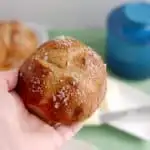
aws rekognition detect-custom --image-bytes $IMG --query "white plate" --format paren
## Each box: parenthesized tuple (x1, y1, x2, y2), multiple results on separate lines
(62, 139, 98, 150)
(107, 77, 150, 140)
(25, 22, 49, 45)
(85, 76, 150, 140)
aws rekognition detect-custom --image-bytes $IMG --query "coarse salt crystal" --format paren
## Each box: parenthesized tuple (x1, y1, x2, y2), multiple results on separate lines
(44, 55, 48, 61)
(20, 72, 23, 77)
(28, 66, 32, 70)
(45, 52, 48, 56)
(54, 102, 60, 109)
(42, 74, 45, 78)
(57, 94, 63, 100)
(59, 90, 65, 98)
(63, 97, 68, 103)
(52, 95, 56, 102)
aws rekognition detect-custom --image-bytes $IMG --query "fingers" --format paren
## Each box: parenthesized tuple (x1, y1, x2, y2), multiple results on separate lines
(55, 123, 83, 141)
(0, 69, 18, 91)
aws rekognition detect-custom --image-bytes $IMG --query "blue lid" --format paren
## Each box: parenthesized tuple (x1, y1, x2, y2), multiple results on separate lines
(122, 2, 150, 43)
(124, 2, 150, 24)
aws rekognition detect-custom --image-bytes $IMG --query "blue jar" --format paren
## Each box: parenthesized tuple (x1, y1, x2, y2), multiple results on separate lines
(106, 2, 150, 80)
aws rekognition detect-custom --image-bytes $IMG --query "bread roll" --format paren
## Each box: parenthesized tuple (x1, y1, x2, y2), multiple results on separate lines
(16, 37, 107, 125)
(0, 20, 38, 70)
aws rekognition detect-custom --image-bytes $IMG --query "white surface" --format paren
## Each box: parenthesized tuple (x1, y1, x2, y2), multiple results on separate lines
(26, 22, 49, 45)
(107, 77, 150, 111)
(0, 0, 132, 28)
(86, 76, 150, 140)
(62, 139, 98, 150)
(108, 77, 150, 140)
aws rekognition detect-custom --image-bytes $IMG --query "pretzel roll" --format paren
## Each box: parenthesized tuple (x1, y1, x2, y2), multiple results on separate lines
(0, 20, 38, 70)
(16, 37, 107, 125)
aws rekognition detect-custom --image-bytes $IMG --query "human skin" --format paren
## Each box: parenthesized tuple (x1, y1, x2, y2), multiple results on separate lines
(0, 70, 82, 150)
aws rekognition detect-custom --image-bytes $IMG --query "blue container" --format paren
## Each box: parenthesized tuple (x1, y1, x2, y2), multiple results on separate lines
(106, 2, 150, 80)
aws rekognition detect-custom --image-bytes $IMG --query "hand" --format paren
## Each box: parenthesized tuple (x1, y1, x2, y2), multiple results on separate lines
(0, 70, 82, 150)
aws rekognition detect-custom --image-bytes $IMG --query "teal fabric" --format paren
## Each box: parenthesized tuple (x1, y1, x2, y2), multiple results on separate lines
(49, 29, 150, 150)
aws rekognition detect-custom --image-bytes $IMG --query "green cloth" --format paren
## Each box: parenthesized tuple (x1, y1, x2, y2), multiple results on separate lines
(49, 29, 150, 150)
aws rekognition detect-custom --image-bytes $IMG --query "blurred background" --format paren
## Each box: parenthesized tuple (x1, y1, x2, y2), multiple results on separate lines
(0, 0, 130, 28)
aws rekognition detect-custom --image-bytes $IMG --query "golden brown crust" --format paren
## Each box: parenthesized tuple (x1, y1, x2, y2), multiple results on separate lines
(0, 20, 38, 70)
(16, 37, 107, 125)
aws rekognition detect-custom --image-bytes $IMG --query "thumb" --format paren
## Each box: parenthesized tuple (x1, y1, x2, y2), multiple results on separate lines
(0, 69, 18, 91)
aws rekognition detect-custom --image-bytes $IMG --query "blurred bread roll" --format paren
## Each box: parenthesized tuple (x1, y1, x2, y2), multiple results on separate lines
(16, 37, 107, 125)
(0, 20, 38, 70)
